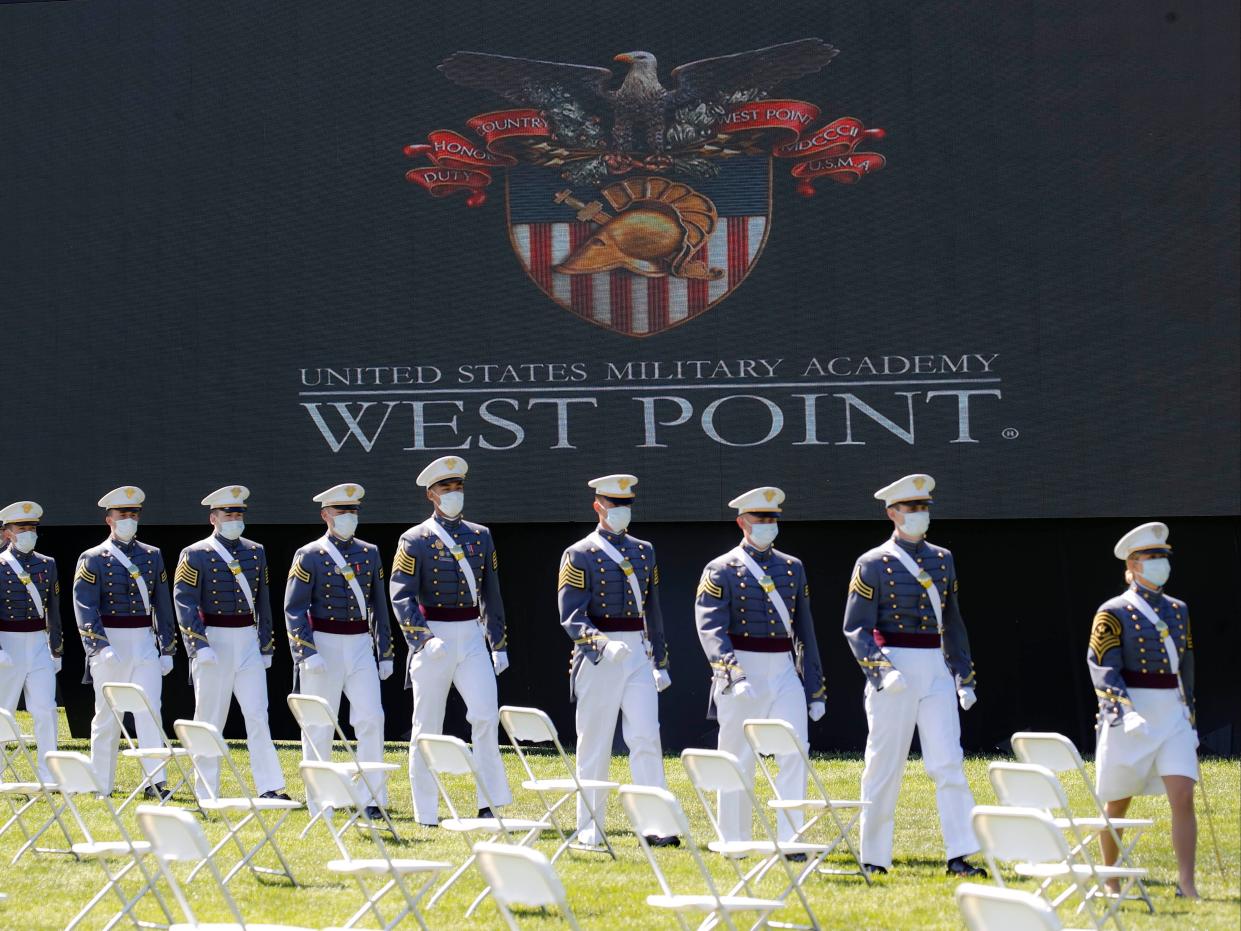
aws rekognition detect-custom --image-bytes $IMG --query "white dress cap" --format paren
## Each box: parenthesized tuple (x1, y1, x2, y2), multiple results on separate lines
(588, 474, 638, 499)
(201, 485, 250, 509)
(1114, 521, 1171, 560)
(312, 483, 365, 507)
(97, 486, 146, 509)
(728, 486, 785, 514)
(873, 473, 935, 507)
(416, 456, 469, 488)
(0, 500, 43, 524)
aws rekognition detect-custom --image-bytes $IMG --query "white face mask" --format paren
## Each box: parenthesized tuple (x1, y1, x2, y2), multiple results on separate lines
(14, 531, 37, 554)
(218, 519, 245, 541)
(113, 518, 139, 542)
(331, 513, 358, 540)
(1138, 557, 1171, 587)
(899, 511, 931, 539)
(437, 491, 464, 519)
(603, 506, 631, 534)
(749, 522, 779, 547)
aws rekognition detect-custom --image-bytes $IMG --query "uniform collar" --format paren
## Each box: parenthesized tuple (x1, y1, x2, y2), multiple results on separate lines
(596, 525, 627, 543)
(327, 532, 354, 548)
(211, 532, 241, 551)
(108, 536, 138, 554)
(434, 513, 464, 530)
(7, 547, 36, 566)
(741, 540, 773, 560)
(891, 532, 926, 554)
(1130, 581, 1164, 600)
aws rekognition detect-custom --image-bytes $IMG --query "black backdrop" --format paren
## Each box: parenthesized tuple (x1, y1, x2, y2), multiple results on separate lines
(36, 514, 1241, 756)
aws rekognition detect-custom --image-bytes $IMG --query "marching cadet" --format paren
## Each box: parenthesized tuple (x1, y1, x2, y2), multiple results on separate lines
(0, 501, 61, 781)
(1091, 522, 1199, 898)
(842, 474, 985, 876)
(284, 483, 393, 818)
(72, 486, 177, 797)
(390, 456, 511, 825)
(694, 486, 826, 844)
(559, 474, 676, 848)
(173, 486, 289, 801)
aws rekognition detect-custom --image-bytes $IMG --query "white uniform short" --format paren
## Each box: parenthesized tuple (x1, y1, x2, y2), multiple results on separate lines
(1096, 687, 1198, 802)
(0, 629, 57, 782)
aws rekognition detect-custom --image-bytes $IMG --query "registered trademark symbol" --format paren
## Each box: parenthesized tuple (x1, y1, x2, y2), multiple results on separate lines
(1001, 427, 1020, 439)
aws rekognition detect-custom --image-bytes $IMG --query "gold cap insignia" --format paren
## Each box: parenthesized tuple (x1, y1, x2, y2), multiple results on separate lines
(913, 477, 926, 490)
(345, 485, 356, 497)
(763, 489, 777, 502)
(445, 458, 458, 470)
(618, 477, 631, 490)
(21, 503, 33, 514)
(231, 486, 241, 497)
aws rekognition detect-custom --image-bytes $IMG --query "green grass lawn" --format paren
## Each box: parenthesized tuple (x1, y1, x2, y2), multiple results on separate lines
(2, 710, 1238, 930)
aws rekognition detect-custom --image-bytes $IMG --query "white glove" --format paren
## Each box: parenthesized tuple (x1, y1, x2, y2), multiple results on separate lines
(0, 650, 12, 669)
(731, 679, 754, 698)
(420, 637, 447, 661)
(195, 646, 219, 666)
(378, 659, 394, 680)
(601, 640, 631, 664)
(653, 667, 672, 692)
(53, 656, 63, 674)
(261, 654, 273, 670)
(491, 650, 509, 675)
(94, 646, 118, 666)
(957, 687, 977, 711)
(808, 700, 826, 722)
(159, 655, 175, 676)
(880, 668, 907, 695)
(1122, 711, 1149, 736)
(301, 653, 328, 675)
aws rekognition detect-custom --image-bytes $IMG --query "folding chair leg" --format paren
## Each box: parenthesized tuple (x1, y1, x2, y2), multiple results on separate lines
(428, 853, 477, 908)
(10, 793, 78, 862)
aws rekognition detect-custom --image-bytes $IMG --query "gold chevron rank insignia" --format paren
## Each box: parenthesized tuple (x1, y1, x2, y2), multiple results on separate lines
(696, 573, 723, 600)
(393, 549, 417, 576)
(74, 563, 97, 585)
(558, 557, 585, 590)
(491, 550, 498, 571)
(849, 568, 874, 600)
(1089, 612, 1122, 662)
(174, 557, 199, 588)
(289, 557, 311, 584)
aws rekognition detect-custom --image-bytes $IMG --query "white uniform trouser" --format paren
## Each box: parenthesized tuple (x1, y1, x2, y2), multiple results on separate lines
(716, 648, 808, 843)
(574, 630, 665, 845)
(88, 627, 164, 793)
(299, 631, 387, 805)
(859, 646, 977, 867)
(191, 626, 282, 798)
(0, 629, 57, 783)
(408, 620, 510, 824)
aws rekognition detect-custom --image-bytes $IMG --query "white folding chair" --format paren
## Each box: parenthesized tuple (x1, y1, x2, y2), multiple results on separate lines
(101, 682, 198, 815)
(416, 733, 551, 915)
(955, 883, 1070, 931)
(0, 707, 77, 862)
(46, 751, 175, 931)
(743, 718, 870, 884)
(499, 704, 618, 861)
(299, 762, 450, 931)
(287, 692, 400, 840)
(135, 804, 313, 931)
(472, 842, 581, 930)
(172, 719, 299, 887)
(972, 805, 1146, 930)
(681, 748, 827, 930)
(618, 784, 783, 931)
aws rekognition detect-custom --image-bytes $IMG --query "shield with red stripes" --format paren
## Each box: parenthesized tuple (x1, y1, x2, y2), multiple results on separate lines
(507, 158, 771, 337)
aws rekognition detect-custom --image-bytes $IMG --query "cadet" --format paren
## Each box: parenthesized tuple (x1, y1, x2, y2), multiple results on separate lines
(842, 473, 985, 876)
(173, 486, 288, 800)
(694, 486, 825, 844)
(390, 456, 511, 825)
(284, 483, 393, 817)
(72, 486, 177, 797)
(1091, 522, 1198, 898)
(0, 501, 61, 781)
(559, 474, 675, 848)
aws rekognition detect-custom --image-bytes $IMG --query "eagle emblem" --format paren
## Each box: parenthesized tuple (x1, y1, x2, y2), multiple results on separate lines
(405, 39, 885, 336)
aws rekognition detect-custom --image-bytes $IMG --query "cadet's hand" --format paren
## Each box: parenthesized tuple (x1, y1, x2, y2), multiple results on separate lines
(653, 667, 672, 692)
(378, 659, 394, 680)
(808, 700, 826, 722)
(301, 653, 328, 675)
(1122, 711, 1149, 736)
(94, 646, 118, 667)
(195, 646, 219, 667)
(491, 650, 509, 675)
(880, 668, 907, 695)
(957, 687, 977, 711)
(0, 649, 12, 668)
(159, 655, 175, 676)
(731, 679, 754, 698)
(602, 640, 631, 664)
(53, 656, 63, 674)
(261, 654, 273, 670)
(420, 637, 447, 661)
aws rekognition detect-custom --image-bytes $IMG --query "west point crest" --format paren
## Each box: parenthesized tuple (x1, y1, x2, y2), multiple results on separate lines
(404, 39, 886, 338)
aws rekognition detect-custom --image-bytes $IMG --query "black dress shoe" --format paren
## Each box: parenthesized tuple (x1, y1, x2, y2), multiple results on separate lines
(477, 807, 494, 819)
(784, 852, 808, 863)
(260, 790, 293, 801)
(364, 805, 384, 821)
(861, 863, 888, 876)
(416, 821, 439, 829)
(946, 856, 987, 877)
(144, 783, 173, 801)
(644, 834, 681, 848)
